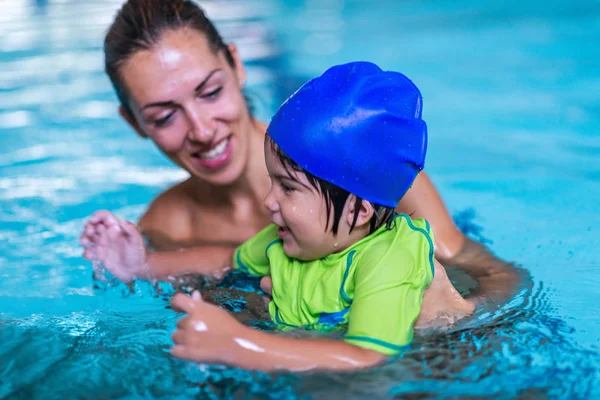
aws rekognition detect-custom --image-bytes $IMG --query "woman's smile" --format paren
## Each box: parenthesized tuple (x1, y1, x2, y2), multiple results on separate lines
(189, 136, 233, 170)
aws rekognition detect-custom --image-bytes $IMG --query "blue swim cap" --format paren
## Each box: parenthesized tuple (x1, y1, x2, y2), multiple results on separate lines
(267, 61, 427, 208)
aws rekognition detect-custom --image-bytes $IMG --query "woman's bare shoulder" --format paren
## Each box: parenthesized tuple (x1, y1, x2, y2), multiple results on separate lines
(138, 182, 200, 248)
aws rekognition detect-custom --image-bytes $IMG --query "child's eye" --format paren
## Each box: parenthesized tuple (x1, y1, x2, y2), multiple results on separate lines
(281, 183, 295, 194)
(201, 87, 222, 100)
(153, 112, 175, 127)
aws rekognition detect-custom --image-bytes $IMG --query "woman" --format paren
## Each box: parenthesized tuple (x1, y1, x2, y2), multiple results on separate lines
(82, 0, 522, 312)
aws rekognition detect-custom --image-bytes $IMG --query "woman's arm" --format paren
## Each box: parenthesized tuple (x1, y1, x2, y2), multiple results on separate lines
(442, 238, 529, 307)
(398, 172, 527, 306)
(81, 210, 233, 282)
(396, 172, 465, 261)
(396, 171, 465, 262)
(145, 245, 234, 280)
(170, 292, 385, 372)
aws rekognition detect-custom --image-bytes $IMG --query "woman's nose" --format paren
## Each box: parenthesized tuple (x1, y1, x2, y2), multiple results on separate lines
(186, 109, 216, 143)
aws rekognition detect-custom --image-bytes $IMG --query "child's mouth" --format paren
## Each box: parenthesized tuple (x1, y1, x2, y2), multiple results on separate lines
(277, 226, 290, 238)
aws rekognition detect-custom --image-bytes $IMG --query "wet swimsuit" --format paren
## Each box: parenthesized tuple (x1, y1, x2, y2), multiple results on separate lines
(234, 214, 435, 355)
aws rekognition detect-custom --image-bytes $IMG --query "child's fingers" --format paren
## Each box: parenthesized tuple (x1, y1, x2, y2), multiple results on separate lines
(260, 276, 273, 295)
(171, 329, 186, 345)
(170, 345, 190, 360)
(191, 290, 203, 303)
(176, 316, 190, 330)
(212, 265, 231, 280)
(171, 293, 199, 314)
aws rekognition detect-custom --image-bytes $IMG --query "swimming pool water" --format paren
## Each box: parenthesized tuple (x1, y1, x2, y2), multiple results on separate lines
(1, 0, 599, 398)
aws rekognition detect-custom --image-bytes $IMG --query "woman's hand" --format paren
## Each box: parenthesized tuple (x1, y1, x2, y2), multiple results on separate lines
(80, 210, 150, 283)
(170, 291, 246, 365)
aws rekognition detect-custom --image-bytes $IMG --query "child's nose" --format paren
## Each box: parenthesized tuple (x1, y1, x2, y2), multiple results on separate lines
(263, 190, 279, 213)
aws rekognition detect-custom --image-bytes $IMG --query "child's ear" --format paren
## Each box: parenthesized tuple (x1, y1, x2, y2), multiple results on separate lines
(119, 106, 147, 138)
(344, 195, 374, 230)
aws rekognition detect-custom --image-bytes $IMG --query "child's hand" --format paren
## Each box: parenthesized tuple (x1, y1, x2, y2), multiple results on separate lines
(170, 291, 245, 365)
(260, 276, 273, 296)
(80, 210, 150, 283)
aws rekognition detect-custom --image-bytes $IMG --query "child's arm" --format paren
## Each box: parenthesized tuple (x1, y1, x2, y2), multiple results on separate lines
(342, 247, 432, 354)
(170, 291, 385, 371)
(80, 211, 274, 283)
(170, 245, 431, 371)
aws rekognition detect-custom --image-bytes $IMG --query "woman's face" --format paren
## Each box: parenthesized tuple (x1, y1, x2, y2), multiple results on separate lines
(119, 28, 251, 186)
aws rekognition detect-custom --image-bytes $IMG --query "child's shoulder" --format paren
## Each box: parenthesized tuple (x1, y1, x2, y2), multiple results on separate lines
(386, 215, 434, 253)
(355, 214, 434, 268)
(352, 215, 435, 283)
(392, 214, 432, 237)
(368, 214, 433, 248)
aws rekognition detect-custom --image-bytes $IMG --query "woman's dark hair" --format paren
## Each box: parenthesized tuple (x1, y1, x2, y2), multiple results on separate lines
(104, 0, 237, 118)
(266, 136, 397, 235)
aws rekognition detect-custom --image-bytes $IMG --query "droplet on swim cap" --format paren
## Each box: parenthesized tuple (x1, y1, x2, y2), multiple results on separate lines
(267, 61, 428, 207)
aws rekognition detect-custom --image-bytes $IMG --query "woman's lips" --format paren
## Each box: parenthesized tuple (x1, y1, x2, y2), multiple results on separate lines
(191, 137, 232, 170)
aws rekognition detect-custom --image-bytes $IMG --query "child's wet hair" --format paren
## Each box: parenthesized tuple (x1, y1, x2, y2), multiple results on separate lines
(267, 135, 396, 235)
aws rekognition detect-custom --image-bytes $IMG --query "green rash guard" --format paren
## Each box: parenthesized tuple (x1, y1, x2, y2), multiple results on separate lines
(233, 214, 435, 355)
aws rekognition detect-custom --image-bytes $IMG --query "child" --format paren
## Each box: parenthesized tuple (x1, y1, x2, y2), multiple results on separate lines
(83, 61, 475, 371)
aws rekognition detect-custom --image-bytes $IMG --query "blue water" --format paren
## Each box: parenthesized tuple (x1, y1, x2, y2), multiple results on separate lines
(1, 0, 600, 398)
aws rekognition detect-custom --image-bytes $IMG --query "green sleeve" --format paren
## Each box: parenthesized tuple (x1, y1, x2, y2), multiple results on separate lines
(233, 224, 278, 277)
(344, 238, 434, 355)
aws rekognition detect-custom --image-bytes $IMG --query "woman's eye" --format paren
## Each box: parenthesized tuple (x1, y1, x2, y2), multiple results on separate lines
(202, 87, 222, 100)
(153, 112, 174, 127)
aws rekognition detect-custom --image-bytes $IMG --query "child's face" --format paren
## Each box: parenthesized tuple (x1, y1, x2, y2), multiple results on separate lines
(263, 142, 338, 260)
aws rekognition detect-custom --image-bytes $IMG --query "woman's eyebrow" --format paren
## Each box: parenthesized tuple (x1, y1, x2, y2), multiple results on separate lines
(142, 99, 176, 110)
(141, 69, 222, 110)
(194, 69, 221, 92)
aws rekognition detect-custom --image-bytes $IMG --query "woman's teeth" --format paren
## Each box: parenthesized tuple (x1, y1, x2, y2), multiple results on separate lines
(199, 138, 229, 159)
